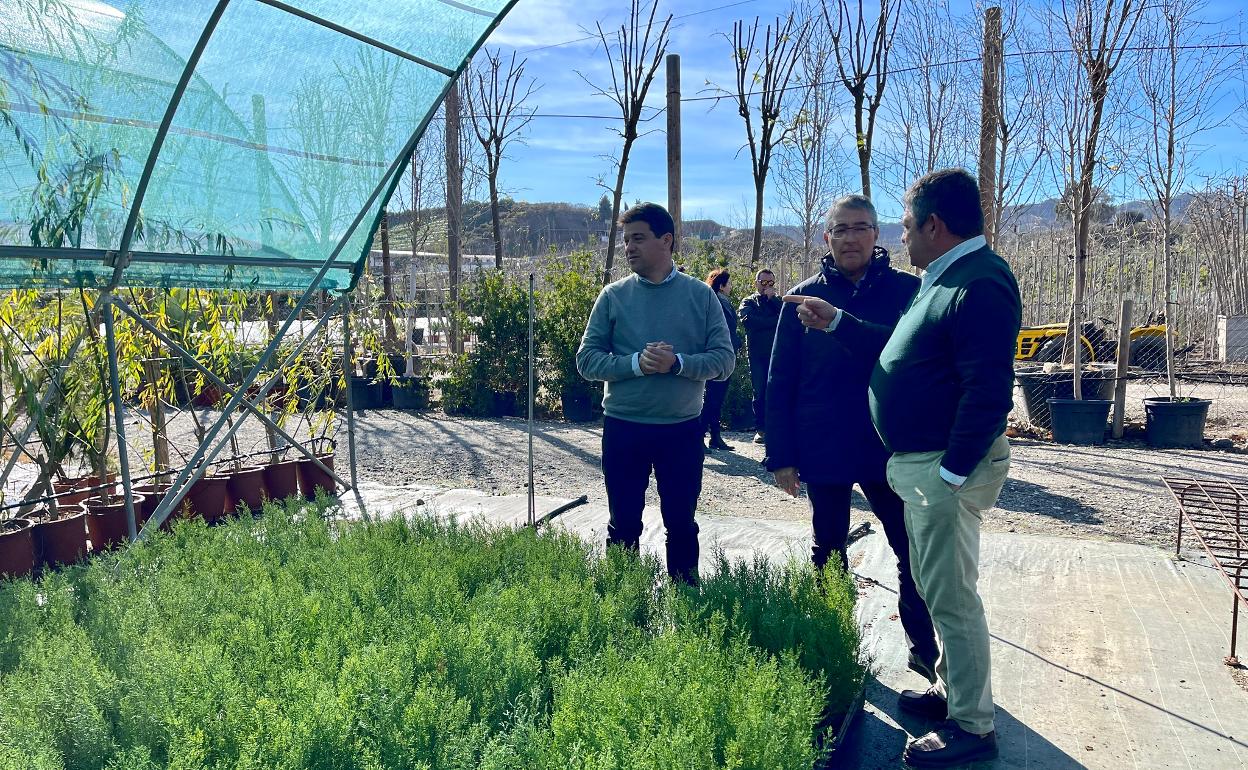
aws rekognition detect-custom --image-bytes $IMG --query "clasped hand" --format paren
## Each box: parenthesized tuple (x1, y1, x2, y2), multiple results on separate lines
(639, 341, 676, 375)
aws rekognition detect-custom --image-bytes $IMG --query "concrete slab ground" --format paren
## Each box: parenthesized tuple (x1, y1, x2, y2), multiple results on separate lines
(340, 483, 1248, 769)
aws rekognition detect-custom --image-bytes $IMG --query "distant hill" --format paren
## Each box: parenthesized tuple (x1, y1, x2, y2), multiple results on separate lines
(381, 195, 1193, 258)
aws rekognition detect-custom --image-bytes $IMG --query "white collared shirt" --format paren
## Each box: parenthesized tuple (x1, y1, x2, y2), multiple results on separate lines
(918, 235, 986, 297)
(631, 262, 685, 376)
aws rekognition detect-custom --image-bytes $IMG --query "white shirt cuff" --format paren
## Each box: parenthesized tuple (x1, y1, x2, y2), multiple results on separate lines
(631, 352, 643, 377)
(820, 308, 844, 332)
(675, 353, 685, 376)
(939, 466, 968, 486)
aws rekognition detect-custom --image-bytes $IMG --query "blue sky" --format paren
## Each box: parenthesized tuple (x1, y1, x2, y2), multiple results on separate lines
(477, 0, 1247, 225)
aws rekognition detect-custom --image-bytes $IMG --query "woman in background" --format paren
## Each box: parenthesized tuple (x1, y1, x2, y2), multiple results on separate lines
(701, 268, 741, 452)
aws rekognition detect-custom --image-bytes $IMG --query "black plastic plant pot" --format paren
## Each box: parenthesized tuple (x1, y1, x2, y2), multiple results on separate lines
(1015, 365, 1117, 430)
(1143, 397, 1211, 449)
(560, 389, 594, 422)
(391, 378, 430, 410)
(348, 376, 383, 411)
(490, 390, 519, 417)
(1047, 398, 1111, 445)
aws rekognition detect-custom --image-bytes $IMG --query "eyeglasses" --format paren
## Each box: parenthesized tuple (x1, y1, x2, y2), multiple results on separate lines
(758, 280, 775, 287)
(828, 224, 877, 240)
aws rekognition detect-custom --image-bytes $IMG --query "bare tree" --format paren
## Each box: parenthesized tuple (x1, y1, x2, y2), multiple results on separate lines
(1054, 0, 1145, 395)
(879, 0, 976, 196)
(986, 0, 1049, 240)
(1136, 0, 1233, 396)
(580, 0, 672, 285)
(824, 0, 899, 198)
(775, 17, 845, 267)
(464, 48, 539, 269)
(723, 13, 807, 266)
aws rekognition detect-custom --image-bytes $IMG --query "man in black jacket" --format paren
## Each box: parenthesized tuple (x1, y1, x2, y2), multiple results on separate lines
(738, 269, 782, 443)
(788, 172, 1021, 768)
(766, 194, 938, 691)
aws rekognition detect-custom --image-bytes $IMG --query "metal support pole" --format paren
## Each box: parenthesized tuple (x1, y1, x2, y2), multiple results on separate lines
(102, 299, 139, 540)
(527, 272, 535, 528)
(111, 297, 346, 490)
(343, 296, 359, 492)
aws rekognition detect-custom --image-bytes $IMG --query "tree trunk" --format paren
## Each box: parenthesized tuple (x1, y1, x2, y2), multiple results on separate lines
(602, 137, 635, 286)
(489, 174, 503, 269)
(380, 212, 398, 349)
(751, 180, 765, 266)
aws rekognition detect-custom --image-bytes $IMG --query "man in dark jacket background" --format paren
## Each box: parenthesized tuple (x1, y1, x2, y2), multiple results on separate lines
(766, 194, 938, 689)
(738, 269, 782, 444)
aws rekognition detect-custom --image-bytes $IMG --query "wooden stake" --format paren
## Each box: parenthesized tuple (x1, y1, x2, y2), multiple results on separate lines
(666, 53, 682, 255)
(978, 7, 1002, 248)
(1112, 299, 1133, 439)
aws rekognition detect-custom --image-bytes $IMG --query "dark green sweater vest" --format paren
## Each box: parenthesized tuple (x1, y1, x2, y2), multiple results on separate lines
(868, 245, 1021, 477)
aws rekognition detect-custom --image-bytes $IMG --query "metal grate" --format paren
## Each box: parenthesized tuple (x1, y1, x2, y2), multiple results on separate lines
(1163, 477, 1248, 665)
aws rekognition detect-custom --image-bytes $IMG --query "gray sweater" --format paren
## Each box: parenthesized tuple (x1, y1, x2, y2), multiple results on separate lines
(576, 269, 736, 423)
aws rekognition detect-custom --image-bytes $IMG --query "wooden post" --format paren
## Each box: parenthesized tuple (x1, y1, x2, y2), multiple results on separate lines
(978, 7, 1002, 248)
(445, 77, 463, 354)
(1112, 298, 1133, 439)
(666, 53, 682, 254)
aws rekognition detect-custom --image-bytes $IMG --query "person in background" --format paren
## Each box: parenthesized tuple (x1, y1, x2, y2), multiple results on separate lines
(576, 203, 735, 584)
(737, 268, 782, 444)
(700, 267, 742, 452)
(768, 194, 938, 695)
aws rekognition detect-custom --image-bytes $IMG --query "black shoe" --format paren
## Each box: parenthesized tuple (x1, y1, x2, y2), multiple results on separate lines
(904, 720, 997, 767)
(907, 654, 938, 684)
(898, 686, 948, 721)
(709, 437, 732, 451)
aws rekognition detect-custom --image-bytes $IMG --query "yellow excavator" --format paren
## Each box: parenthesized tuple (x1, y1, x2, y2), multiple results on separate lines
(1015, 319, 1170, 370)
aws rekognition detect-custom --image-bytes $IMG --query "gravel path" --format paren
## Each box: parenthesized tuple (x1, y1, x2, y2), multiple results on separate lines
(341, 411, 1246, 552)
(55, 382, 1246, 554)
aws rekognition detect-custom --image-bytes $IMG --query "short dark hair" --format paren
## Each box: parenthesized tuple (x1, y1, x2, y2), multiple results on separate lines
(618, 202, 675, 243)
(904, 168, 984, 238)
(706, 267, 730, 292)
(755, 268, 774, 281)
(825, 194, 878, 231)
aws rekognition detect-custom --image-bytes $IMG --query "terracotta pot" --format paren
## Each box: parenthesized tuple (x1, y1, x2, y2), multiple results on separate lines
(51, 474, 117, 508)
(186, 475, 230, 524)
(83, 494, 145, 552)
(225, 466, 267, 516)
(133, 483, 163, 522)
(262, 460, 301, 504)
(0, 518, 37, 579)
(298, 453, 337, 501)
(32, 510, 88, 567)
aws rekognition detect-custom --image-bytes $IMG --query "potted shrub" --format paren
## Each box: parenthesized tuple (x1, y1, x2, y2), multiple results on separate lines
(539, 251, 600, 422)
(1143, 396, 1212, 448)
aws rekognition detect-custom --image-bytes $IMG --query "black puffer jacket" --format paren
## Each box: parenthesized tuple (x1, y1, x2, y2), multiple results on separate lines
(717, 292, 743, 352)
(764, 249, 919, 484)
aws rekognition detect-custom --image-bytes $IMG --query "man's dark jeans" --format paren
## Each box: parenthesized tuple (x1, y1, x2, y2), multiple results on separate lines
(807, 480, 939, 671)
(748, 350, 769, 431)
(602, 415, 703, 584)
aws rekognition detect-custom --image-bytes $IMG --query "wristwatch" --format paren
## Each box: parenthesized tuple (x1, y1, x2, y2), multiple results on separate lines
(670, 356, 682, 375)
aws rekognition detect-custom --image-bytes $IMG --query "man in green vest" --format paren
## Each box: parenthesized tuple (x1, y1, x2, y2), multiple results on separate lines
(787, 169, 1020, 767)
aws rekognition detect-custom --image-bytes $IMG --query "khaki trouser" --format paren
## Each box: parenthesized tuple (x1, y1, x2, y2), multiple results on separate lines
(886, 434, 1011, 736)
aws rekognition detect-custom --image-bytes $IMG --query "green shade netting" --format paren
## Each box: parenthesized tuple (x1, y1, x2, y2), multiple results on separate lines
(0, 0, 514, 291)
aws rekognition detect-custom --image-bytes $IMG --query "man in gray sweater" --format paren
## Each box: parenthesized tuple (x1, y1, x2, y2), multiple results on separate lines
(576, 203, 736, 584)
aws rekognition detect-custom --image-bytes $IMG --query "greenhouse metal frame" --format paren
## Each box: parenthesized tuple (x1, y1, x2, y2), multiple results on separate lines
(0, 0, 518, 536)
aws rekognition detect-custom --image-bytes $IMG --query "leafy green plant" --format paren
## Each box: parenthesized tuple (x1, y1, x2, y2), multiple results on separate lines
(537, 249, 600, 407)
(0, 498, 864, 769)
